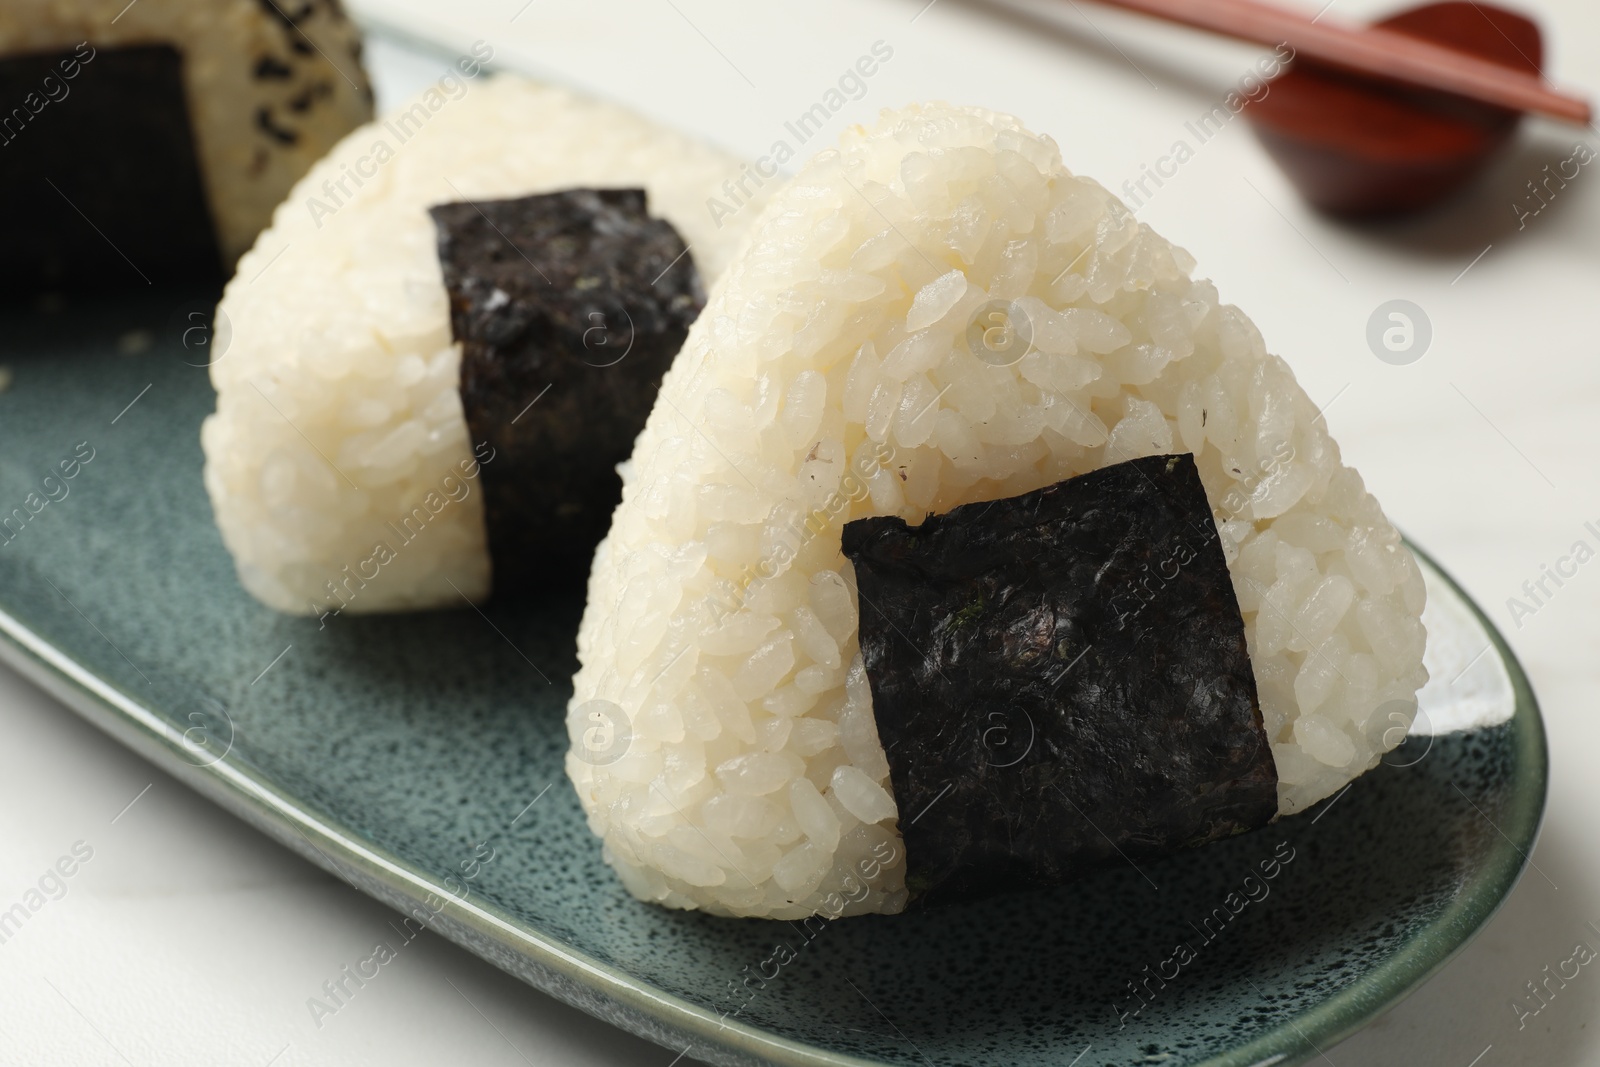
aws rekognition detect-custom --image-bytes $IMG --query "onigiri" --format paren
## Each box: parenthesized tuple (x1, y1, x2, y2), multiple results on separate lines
(565, 102, 1428, 920)
(203, 74, 770, 615)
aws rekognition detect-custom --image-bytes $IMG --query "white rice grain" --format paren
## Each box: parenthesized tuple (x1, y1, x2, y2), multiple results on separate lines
(569, 103, 1428, 919)
(204, 75, 767, 614)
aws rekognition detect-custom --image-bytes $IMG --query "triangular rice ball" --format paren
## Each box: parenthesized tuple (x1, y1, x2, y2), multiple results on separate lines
(567, 103, 1427, 919)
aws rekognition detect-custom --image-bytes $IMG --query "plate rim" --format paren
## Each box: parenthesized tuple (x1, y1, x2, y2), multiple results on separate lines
(0, 540, 1547, 1067)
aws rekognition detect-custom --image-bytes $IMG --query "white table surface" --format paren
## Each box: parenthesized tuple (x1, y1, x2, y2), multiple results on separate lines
(4, 1, 1599, 1063)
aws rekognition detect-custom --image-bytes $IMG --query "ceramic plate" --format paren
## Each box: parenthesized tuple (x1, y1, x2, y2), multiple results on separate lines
(0, 298, 1544, 1067)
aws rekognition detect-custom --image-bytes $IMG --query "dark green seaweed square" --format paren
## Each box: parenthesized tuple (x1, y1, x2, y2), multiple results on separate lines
(842, 454, 1277, 906)
(431, 188, 702, 593)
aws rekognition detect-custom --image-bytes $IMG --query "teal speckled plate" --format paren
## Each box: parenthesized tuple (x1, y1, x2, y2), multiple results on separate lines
(0, 290, 1546, 1067)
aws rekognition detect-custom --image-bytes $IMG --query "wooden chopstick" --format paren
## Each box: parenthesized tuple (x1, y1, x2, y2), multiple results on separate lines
(1094, 0, 1592, 125)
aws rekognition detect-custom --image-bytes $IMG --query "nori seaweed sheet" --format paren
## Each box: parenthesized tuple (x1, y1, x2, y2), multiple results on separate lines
(841, 454, 1277, 907)
(431, 189, 703, 592)
(0, 44, 222, 290)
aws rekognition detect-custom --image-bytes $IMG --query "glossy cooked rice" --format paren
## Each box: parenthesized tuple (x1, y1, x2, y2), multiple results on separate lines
(567, 103, 1428, 919)
(203, 75, 765, 614)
